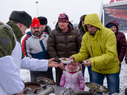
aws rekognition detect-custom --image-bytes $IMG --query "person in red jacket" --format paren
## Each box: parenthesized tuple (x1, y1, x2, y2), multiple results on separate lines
(106, 19, 126, 71)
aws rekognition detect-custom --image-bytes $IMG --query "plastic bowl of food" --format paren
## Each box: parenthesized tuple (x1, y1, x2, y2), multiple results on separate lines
(59, 58, 72, 64)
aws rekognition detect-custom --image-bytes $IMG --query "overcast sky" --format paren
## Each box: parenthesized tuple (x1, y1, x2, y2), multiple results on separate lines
(0, 0, 110, 29)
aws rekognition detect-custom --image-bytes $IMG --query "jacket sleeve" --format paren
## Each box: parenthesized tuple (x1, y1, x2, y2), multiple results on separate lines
(125, 46, 127, 64)
(59, 71, 66, 87)
(72, 34, 89, 62)
(78, 71, 85, 89)
(118, 33, 126, 62)
(0, 25, 15, 58)
(0, 56, 24, 94)
(21, 57, 48, 71)
(21, 35, 32, 58)
(47, 31, 60, 62)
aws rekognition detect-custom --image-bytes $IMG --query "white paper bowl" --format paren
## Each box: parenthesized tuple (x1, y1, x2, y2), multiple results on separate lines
(59, 58, 72, 64)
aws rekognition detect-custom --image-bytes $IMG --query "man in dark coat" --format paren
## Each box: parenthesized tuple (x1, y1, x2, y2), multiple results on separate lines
(37, 16, 51, 34)
(47, 13, 82, 85)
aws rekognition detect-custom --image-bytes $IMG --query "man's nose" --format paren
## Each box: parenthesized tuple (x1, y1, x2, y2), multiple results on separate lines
(88, 28, 92, 31)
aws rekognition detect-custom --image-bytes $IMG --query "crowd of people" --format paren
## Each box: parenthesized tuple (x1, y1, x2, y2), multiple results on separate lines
(0, 10, 127, 95)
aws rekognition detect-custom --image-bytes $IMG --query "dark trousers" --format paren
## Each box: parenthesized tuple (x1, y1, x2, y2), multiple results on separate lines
(30, 67, 53, 82)
(55, 67, 63, 86)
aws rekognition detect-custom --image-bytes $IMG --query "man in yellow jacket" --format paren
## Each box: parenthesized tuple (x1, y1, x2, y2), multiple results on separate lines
(70, 13, 119, 95)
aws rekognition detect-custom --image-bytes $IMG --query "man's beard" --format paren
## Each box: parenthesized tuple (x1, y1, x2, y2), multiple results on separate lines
(32, 31, 41, 37)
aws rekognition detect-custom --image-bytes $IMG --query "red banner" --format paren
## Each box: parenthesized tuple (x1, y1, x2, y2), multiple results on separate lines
(116, 0, 124, 1)
(110, 0, 125, 3)
(110, 0, 115, 3)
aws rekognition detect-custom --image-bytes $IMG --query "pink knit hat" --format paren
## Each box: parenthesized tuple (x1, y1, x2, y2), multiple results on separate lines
(58, 13, 69, 23)
(67, 62, 78, 71)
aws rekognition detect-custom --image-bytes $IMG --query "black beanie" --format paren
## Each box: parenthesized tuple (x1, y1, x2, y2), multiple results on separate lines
(107, 23, 116, 28)
(9, 11, 32, 28)
(37, 16, 47, 25)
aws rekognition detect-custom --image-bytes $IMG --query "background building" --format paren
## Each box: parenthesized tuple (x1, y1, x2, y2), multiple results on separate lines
(102, 1, 127, 33)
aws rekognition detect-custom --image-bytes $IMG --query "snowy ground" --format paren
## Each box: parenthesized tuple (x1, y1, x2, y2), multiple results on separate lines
(20, 59, 127, 95)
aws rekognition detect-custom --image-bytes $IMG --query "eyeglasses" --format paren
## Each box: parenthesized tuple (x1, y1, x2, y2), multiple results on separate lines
(31, 27, 41, 29)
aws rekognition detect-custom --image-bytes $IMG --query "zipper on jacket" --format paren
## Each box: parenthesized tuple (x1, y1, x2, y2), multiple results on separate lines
(64, 35, 67, 40)
(64, 35, 68, 57)
(90, 46, 94, 57)
(100, 46, 103, 54)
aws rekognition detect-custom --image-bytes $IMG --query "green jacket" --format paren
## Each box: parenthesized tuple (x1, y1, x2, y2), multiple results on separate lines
(0, 21, 24, 58)
(72, 13, 119, 74)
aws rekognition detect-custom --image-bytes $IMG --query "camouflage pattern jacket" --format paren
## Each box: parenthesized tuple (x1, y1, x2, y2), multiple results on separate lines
(0, 21, 24, 58)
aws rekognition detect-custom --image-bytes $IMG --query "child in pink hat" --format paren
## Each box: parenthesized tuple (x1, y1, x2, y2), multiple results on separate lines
(59, 62, 85, 91)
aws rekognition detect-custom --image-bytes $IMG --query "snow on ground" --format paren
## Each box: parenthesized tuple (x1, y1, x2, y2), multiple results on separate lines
(20, 59, 127, 95)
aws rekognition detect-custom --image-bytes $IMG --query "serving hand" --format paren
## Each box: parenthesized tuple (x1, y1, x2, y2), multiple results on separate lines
(69, 56, 75, 63)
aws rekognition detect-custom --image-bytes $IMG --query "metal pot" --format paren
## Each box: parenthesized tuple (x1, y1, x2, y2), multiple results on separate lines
(23, 82, 54, 95)
(38, 86, 54, 95)
(24, 82, 41, 94)
(74, 91, 99, 95)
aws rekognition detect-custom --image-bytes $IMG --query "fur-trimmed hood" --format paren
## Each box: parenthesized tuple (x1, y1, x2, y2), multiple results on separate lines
(65, 64, 80, 72)
(106, 19, 119, 33)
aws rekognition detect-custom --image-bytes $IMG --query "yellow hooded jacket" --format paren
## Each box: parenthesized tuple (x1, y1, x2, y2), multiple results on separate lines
(72, 13, 119, 74)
